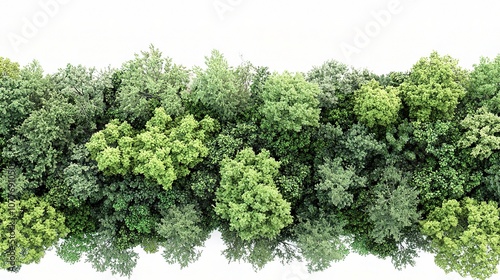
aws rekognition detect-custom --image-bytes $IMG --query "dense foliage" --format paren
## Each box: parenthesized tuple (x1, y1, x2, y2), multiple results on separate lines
(1, 46, 500, 279)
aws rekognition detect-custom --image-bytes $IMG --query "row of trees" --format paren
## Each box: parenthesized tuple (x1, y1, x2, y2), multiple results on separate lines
(1, 47, 500, 279)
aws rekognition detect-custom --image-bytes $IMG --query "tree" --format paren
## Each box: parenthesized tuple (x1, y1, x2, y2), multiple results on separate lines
(157, 204, 211, 268)
(467, 55, 500, 114)
(315, 157, 362, 209)
(49, 64, 111, 138)
(306, 60, 376, 126)
(293, 215, 349, 272)
(57, 232, 139, 277)
(219, 227, 298, 271)
(260, 72, 320, 133)
(459, 107, 500, 160)
(399, 51, 468, 122)
(0, 196, 69, 270)
(0, 61, 48, 164)
(353, 79, 401, 128)
(411, 121, 481, 212)
(115, 45, 188, 128)
(0, 57, 20, 78)
(3, 99, 79, 184)
(368, 166, 420, 243)
(189, 50, 252, 122)
(215, 148, 293, 241)
(86, 107, 216, 190)
(421, 198, 500, 280)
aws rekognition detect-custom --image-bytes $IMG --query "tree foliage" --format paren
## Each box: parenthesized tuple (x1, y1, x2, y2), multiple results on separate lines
(2, 49, 500, 279)
(354, 79, 401, 128)
(399, 51, 467, 122)
(86, 107, 216, 190)
(115, 45, 188, 127)
(215, 148, 293, 241)
(421, 198, 500, 280)
(260, 72, 320, 132)
(0, 196, 69, 270)
(189, 50, 252, 122)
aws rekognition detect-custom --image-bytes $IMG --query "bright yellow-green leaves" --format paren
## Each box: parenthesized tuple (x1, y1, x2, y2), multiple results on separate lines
(400, 51, 468, 122)
(459, 107, 500, 160)
(85, 119, 135, 176)
(354, 79, 401, 127)
(86, 107, 216, 190)
(215, 148, 292, 240)
(0, 196, 69, 270)
(0, 57, 20, 79)
(421, 198, 500, 280)
(260, 72, 320, 132)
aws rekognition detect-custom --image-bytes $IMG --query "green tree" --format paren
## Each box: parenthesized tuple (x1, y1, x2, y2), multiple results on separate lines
(421, 198, 500, 280)
(215, 148, 293, 240)
(0, 57, 20, 78)
(399, 52, 468, 122)
(157, 204, 211, 268)
(260, 72, 320, 132)
(0, 196, 69, 270)
(306, 60, 376, 126)
(353, 79, 401, 128)
(189, 50, 252, 122)
(368, 166, 420, 243)
(115, 45, 188, 128)
(49, 64, 111, 137)
(467, 55, 500, 114)
(86, 107, 216, 190)
(219, 228, 298, 271)
(459, 107, 500, 160)
(57, 232, 138, 277)
(411, 121, 481, 212)
(293, 215, 349, 272)
(0, 61, 48, 164)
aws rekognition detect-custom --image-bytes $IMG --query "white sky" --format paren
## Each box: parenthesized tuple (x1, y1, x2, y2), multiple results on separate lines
(1, 0, 500, 279)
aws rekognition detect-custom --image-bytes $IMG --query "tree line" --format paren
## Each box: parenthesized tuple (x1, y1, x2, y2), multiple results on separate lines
(1, 47, 500, 279)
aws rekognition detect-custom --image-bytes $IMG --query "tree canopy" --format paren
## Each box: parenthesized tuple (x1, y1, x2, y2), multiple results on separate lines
(1, 48, 500, 279)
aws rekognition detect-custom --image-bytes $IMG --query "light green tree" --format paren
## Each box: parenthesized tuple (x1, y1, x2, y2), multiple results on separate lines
(459, 107, 500, 160)
(260, 72, 320, 132)
(421, 198, 500, 280)
(399, 51, 468, 122)
(0, 57, 20, 78)
(215, 148, 293, 240)
(354, 79, 401, 127)
(86, 107, 216, 190)
(0, 196, 69, 270)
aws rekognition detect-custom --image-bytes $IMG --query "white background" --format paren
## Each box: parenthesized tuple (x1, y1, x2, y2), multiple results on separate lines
(1, 0, 500, 279)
